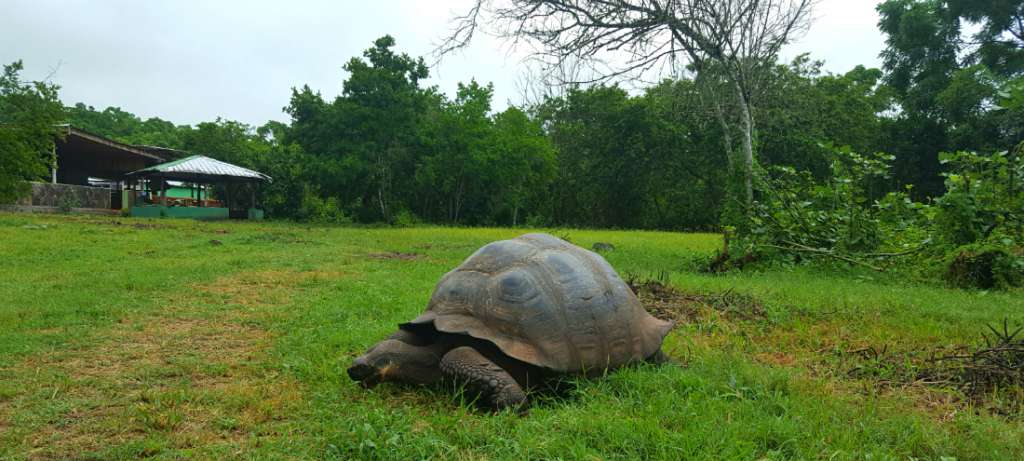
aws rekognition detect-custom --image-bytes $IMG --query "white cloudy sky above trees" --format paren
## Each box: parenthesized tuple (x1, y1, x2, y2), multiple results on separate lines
(1, 0, 885, 126)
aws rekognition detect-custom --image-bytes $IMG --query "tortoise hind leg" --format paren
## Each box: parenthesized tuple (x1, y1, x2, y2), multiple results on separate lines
(440, 346, 527, 411)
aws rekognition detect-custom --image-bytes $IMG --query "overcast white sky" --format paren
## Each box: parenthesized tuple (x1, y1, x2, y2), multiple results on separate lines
(0, 0, 887, 127)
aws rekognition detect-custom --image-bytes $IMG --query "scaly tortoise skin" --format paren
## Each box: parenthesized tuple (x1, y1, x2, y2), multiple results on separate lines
(347, 233, 673, 410)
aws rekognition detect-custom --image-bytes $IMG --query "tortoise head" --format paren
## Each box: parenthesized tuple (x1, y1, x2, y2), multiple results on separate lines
(347, 337, 444, 388)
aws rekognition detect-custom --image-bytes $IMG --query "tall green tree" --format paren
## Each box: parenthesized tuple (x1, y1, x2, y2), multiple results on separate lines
(415, 81, 494, 223)
(0, 61, 65, 203)
(66, 103, 186, 152)
(539, 84, 727, 230)
(488, 106, 556, 226)
(878, 0, 1024, 196)
(285, 36, 431, 222)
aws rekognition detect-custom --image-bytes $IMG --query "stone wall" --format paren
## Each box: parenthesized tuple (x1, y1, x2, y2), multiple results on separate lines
(16, 182, 112, 209)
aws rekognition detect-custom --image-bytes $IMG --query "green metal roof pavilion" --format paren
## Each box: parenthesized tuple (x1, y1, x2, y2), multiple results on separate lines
(126, 155, 271, 183)
(125, 155, 271, 220)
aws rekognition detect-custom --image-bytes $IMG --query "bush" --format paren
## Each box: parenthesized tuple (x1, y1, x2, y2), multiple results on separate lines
(945, 243, 1024, 289)
(297, 187, 351, 224)
(722, 147, 922, 271)
(720, 145, 1023, 289)
(392, 209, 419, 227)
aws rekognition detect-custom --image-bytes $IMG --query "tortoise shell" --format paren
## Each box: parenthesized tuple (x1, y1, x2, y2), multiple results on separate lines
(402, 233, 672, 372)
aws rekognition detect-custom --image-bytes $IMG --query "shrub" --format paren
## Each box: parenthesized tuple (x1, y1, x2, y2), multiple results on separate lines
(392, 209, 419, 227)
(297, 187, 351, 224)
(719, 145, 1022, 288)
(722, 147, 922, 271)
(945, 243, 1024, 289)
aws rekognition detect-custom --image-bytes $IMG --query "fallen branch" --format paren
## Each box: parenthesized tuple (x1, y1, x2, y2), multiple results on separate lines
(760, 242, 886, 272)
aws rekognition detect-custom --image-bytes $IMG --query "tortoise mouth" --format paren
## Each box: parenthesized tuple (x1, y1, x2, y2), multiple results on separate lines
(347, 360, 382, 388)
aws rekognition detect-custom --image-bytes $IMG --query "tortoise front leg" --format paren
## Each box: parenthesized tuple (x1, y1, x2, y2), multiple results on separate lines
(440, 346, 527, 411)
(646, 348, 670, 365)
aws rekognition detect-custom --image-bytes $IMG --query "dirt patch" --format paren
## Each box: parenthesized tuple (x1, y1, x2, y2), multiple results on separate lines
(8, 313, 298, 458)
(367, 251, 422, 261)
(240, 232, 313, 245)
(0, 269, 320, 458)
(195, 269, 348, 307)
(755, 352, 799, 367)
(129, 222, 170, 230)
(627, 276, 766, 322)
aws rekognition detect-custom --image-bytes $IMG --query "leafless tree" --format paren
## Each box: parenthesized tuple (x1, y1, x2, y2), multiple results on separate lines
(514, 55, 590, 108)
(438, 0, 817, 208)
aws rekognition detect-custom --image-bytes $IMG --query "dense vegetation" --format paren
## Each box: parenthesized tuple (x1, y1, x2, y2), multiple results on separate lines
(0, 61, 64, 203)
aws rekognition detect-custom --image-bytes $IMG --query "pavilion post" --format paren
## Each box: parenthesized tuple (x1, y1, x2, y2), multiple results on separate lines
(51, 145, 57, 184)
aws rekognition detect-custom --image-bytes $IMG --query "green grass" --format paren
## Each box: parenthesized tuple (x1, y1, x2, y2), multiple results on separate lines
(1, 212, 1022, 460)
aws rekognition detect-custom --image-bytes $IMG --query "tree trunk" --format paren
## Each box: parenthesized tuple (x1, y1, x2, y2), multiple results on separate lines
(736, 83, 755, 208)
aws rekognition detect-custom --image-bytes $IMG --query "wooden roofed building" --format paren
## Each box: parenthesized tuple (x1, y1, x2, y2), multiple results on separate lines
(5, 126, 270, 219)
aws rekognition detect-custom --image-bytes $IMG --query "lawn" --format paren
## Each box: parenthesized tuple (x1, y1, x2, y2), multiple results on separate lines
(1, 212, 1022, 460)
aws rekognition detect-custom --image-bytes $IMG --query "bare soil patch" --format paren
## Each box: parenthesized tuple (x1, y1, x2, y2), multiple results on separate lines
(196, 269, 348, 307)
(367, 251, 422, 261)
(0, 269, 325, 459)
(627, 276, 765, 322)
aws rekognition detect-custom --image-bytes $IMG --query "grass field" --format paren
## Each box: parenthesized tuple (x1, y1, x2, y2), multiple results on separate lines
(1, 212, 1023, 460)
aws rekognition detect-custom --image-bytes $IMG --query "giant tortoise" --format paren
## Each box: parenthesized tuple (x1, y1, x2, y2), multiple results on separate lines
(347, 233, 673, 410)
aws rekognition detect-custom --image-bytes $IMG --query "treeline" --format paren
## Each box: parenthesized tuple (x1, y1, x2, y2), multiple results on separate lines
(23, 0, 1024, 232)
(59, 42, 894, 229)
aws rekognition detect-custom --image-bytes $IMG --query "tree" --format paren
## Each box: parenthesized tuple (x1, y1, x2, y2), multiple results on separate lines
(339, 36, 430, 222)
(441, 0, 817, 213)
(489, 107, 557, 226)
(416, 81, 494, 223)
(878, 0, 1024, 197)
(0, 61, 65, 203)
(285, 36, 431, 223)
(757, 58, 893, 180)
(537, 81, 728, 230)
(66, 103, 186, 152)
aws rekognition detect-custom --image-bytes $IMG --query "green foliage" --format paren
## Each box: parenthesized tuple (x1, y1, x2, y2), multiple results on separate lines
(538, 83, 730, 230)
(297, 186, 351, 224)
(730, 145, 1022, 289)
(933, 149, 1024, 288)
(877, 0, 1024, 198)
(757, 57, 893, 179)
(945, 242, 1024, 289)
(283, 37, 557, 227)
(743, 148, 905, 259)
(66, 103, 186, 151)
(935, 149, 1024, 246)
(0, 61, 65, 203)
